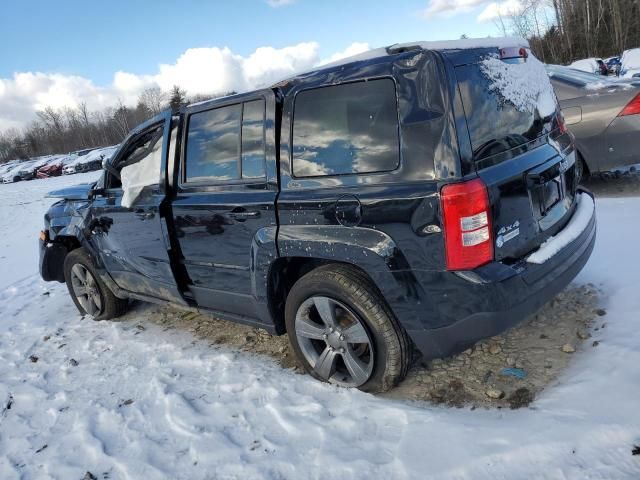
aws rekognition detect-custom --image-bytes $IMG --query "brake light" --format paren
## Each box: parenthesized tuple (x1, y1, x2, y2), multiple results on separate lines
(499, 46, 528, 60)
(441, 178, 493, 270)
(618, 93, 640, 116)
(557, 111, 568, 134)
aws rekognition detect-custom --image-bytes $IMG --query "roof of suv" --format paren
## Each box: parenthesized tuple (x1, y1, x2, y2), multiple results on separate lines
(186, 36, 529, 111)
(319, 36, 529, 69)
(269, 36, 529, 89)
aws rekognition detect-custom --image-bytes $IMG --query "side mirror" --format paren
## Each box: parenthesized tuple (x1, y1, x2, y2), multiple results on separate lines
(89, 188, 106, 199)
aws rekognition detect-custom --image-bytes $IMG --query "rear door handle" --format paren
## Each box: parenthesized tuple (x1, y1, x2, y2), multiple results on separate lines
(229, 211, 260, 219)
(134, 211, 155, 220)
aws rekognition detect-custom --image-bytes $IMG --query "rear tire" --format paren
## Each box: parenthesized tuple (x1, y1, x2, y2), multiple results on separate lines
(575, 152, 588, 183)
(285, 264, 411, 393)
(63, 248, 128, 320)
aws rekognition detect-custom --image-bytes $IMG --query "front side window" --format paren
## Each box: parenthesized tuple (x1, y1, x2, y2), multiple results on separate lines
(292, 79, 399, 178)
(109, 123, 165, 208)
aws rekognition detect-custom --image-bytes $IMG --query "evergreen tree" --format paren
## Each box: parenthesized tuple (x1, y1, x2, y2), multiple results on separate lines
(169, 85, 187, 112)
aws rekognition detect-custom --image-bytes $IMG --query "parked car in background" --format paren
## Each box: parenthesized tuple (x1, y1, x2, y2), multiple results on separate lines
(570, 58, 608, 75)
(0, 160, 21, 180)
(547, 64, 640, 176)
(77, 146, 119, 173)
(620, 48, 640, 78)
(17, 157, 52, 181)
(63, 146, 119, 175)
(22, 155, 59, 180)
(2, 162, 30, 183)
(62, 160, 78, 175)
(40, 38, 595, 392)
(606, 56, 622, 76)
(36, 156, 67, 179)
(12, 158, 45, 182)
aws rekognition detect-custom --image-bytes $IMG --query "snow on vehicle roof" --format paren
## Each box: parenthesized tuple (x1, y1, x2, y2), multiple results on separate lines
(298, 36, 529, 74)
(547, 64, 632, 90)
(622, 48, 640, 70)
(569, 58, 603, 73)
(73, 145, 119, 166)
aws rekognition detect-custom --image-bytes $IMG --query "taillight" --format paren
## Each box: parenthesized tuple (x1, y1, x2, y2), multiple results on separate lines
(441, 178, 493, 270)
(557, 111, 568, 134)
(618, 93, 640, 116)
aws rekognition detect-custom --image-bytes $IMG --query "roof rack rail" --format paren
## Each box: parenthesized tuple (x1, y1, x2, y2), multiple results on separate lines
(385, 44, 422, 55)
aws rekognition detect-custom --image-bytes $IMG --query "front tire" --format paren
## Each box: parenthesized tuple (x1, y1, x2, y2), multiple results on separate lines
(63, 248, 128, 320)
(285, 265, 411, 392)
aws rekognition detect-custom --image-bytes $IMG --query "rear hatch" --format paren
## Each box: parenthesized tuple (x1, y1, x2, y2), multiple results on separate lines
(451, 46, 578, 261)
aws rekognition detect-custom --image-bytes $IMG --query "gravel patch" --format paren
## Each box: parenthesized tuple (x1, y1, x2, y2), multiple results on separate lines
(124, 283, 601, 409)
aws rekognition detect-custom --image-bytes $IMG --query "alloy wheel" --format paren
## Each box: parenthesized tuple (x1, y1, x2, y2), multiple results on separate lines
(70, 264, 103, 316)
(295, 296, 374, 387)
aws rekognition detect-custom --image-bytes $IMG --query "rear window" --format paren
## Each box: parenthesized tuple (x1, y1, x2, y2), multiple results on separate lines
(456, 61, 553, 162)
(292, 79, 399, 177)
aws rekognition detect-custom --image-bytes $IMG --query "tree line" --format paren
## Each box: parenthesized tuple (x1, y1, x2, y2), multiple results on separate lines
(0, 86, 231, 163)
(497, 0, 640, 65)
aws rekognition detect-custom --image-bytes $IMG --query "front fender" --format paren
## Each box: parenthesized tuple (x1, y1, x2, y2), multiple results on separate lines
(46, 200, 92, 242)
(41, 199, 107, 282)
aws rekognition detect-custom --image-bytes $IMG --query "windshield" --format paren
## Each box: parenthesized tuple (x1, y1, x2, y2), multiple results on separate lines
(456, 61, 554, 162)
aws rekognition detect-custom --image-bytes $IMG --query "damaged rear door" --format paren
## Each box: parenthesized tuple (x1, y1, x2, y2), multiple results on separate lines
(88, 112, 186, 304)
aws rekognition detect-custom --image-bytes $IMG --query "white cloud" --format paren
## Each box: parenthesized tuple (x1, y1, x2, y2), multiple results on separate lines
(422, 0, 487, 18)
(266, 0, 295, 7)
(0, 42, 325, 132)
(318, 42, 371, 66)
(477, 0, 524, 22)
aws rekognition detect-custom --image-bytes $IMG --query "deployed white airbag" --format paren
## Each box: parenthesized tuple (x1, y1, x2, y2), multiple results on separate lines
(120, 139, 163, 208)
(527, 193, 595, 264)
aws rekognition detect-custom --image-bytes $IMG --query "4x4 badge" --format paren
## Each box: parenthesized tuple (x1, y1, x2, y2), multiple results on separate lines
(496, 220, 520, 248)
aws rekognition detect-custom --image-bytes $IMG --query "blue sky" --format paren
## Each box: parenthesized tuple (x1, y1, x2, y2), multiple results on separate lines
(1, 0, 518, 130)
(2, 0, 502, 83)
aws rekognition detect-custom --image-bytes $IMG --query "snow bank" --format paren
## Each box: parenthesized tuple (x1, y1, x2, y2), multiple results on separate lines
(1, 174, 640, 479)
(480, 53, 557, 118)
(621, 48, 640, 78)
(120, 139, 162, 208)
(622, 48, 640, 70)
(527, 193, 594, 264)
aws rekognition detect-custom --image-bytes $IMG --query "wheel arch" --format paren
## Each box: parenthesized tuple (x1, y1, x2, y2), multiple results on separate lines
(263, 225, 422, 335)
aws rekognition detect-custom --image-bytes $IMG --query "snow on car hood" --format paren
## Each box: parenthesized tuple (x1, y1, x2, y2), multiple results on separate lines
(480, 53, 557, 118)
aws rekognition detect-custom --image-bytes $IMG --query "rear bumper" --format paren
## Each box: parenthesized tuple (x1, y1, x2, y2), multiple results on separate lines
(408, 191, 596, 359)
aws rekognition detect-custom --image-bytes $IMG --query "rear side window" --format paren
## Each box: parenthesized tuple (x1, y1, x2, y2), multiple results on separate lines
(241, 100, 266, 179)
(185, 99, 266, 183)
(292, 79, 399, 177)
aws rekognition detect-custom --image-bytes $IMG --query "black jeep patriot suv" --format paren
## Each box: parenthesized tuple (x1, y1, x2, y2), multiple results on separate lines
(39, 38, 596, 392)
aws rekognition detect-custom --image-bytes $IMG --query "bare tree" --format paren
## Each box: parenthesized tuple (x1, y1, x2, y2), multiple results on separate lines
(139, 87, 166, 116)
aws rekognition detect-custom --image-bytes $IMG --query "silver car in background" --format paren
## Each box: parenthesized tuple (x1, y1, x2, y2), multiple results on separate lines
(547, 65, 640, 177)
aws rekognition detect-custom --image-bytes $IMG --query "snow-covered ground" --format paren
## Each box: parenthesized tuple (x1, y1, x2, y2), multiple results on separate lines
(0, 175, 639, 480)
